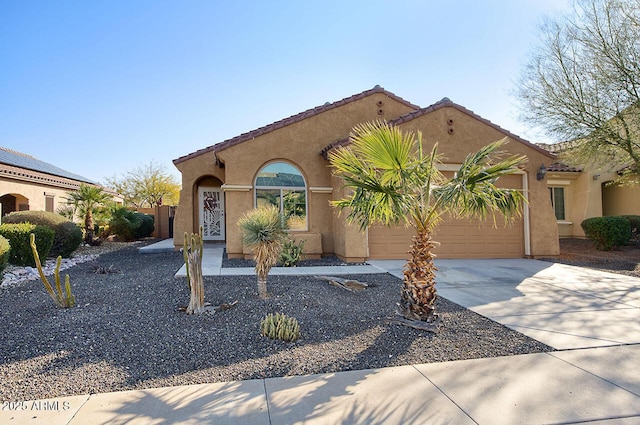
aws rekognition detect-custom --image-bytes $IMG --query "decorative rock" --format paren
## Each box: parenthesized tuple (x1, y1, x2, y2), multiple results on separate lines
(0, 254, 99, 290)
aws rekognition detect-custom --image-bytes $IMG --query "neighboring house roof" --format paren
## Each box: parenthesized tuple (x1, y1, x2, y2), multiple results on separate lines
(173, 85, 419, 165)
(547, 162, 583, 173)
(0, 147, 94, 184)
(321, 97, 556, 159)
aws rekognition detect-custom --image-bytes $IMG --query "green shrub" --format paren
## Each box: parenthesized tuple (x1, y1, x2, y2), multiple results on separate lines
(108, 207, 138, 241)
(279, 238, 305, 267)
(53, 221, 83, 257)
(581, 216, 632, 250)
(260, 313, 301, 342)
(3, 211, 82, 257)
(620, 215, 640, 234)
(4, 211, 67, 227)
(135, 213, 154, 239)
(108, 208, 154, 241)
(0, 223, 55, 266)
(0, 235, 10, 277)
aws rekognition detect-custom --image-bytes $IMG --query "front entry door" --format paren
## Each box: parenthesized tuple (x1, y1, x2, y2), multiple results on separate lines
(198, 187, 225, 241)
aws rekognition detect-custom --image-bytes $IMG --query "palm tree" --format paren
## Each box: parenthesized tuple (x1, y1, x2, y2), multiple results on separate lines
(66, 183, 110, 245)
(238, 205, 288, 299)
(329, 120, 527, 329)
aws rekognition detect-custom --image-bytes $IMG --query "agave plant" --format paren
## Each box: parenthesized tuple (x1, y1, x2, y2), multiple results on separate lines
(238, 206, 288, 299)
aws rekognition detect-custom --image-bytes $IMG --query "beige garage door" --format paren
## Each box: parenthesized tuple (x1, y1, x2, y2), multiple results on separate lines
(368, 174, 524, 259)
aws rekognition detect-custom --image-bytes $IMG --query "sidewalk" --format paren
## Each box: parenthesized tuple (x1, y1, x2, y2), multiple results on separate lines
(4, 240, 639, 424)
(6, 345, 640, 424)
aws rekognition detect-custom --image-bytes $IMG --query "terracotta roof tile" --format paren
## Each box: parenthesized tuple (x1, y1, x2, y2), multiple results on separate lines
(547, 162, 583, 172)
(173, 85, 419, 165)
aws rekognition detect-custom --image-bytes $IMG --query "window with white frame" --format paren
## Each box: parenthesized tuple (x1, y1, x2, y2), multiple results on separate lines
(255, 162, 307, 230)
(549, 187, 566, 220)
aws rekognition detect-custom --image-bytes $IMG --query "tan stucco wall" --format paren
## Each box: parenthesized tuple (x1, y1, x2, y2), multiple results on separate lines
(173, 95, 560, 258)
(173, 152, 225, 246)
(0, 178, 77, 215)
(547, 169, 636, 238)
(174, 92, 415, 255)
(392, 107, 559, 257)
(602, 178, 640, 216)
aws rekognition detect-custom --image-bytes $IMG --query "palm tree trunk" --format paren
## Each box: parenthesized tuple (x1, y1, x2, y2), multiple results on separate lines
(84, 210, 94, 244)
(400, 229, 438, 322)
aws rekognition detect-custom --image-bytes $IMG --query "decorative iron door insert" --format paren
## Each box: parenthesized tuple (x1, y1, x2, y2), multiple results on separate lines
(198, 187, 225, 240)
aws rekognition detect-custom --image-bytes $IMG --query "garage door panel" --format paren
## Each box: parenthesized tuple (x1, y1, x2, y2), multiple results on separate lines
(368, 174, 524, 259)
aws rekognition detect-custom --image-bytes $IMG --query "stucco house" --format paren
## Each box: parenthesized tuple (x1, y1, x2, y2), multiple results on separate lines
(541, 141, 640, 238)
(173, 86, 559, 261)
(0, 147, 121, 217)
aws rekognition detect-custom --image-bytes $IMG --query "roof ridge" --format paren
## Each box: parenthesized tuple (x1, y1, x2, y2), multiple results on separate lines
(321, 98, 555, 159)
(173, 85, 420, 165)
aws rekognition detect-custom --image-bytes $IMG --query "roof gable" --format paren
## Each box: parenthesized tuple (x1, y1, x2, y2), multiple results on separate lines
(0, 147, 95, 183)
(321, 98, 556, 159)
(173, 85, 419, 165)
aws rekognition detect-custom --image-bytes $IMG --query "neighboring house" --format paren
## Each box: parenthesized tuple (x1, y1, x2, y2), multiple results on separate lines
(540, 141, 640, 238)
(173, 85, 559, 261)
(0, 147, 121, 217)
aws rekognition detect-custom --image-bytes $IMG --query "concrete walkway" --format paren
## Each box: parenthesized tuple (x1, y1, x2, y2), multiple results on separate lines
(5, 241, 639, 424)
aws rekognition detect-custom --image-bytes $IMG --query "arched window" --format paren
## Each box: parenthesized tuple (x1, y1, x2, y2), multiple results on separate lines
(255, 162, 307, 230)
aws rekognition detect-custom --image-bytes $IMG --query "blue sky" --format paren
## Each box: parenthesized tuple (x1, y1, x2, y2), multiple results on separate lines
(0, 0, 570, 185)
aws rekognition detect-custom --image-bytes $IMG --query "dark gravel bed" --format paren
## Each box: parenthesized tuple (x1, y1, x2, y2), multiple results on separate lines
(0, 246, 551, 402)
(222, 249, 364, 268)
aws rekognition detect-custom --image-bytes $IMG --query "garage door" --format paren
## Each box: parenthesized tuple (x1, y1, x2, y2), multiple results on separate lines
(367, 174, 524, 259)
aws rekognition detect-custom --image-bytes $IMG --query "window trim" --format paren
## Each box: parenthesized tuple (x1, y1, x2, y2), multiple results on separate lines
(254, 162, 308, 232)
(549, 186, 566, 221)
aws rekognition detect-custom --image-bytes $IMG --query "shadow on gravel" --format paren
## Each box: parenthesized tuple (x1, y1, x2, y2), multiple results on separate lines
(0, 246, 551, 402)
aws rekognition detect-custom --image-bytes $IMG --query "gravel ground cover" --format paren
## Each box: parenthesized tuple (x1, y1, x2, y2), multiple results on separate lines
(0, 243, 552, 402)
(540, 238, 640, 278)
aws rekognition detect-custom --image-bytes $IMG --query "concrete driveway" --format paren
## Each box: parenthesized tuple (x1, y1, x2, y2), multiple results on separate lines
(369, 258, 640, 350)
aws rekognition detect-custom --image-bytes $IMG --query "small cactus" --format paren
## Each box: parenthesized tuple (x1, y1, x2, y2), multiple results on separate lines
(260, 313, 301, 342)
(30, 233, 75, 308)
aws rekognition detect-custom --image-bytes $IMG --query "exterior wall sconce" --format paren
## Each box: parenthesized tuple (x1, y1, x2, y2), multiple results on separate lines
(536, 164, 547, 181)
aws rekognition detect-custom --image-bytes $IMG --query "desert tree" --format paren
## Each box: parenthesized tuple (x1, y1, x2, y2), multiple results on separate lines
(515, 0, 640, 179)
(329, 121, 526, 330)
(106, 160, 180, 207)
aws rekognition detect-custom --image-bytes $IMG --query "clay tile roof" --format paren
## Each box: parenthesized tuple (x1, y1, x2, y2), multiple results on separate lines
(547, 162, 583, 172)
(173, 85, 420, 165)
(321, 98, 556, 159)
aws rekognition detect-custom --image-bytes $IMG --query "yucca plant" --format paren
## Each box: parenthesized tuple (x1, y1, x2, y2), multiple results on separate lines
(260, 313, 300, 342)
(329, 120, 527, 330)
(30, 233, 75, 308)
(238, 206, 288, 299)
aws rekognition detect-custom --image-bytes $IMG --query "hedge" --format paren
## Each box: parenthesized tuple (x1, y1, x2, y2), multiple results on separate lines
(0, 223, 55, 266)
(581, 216, 632, 250)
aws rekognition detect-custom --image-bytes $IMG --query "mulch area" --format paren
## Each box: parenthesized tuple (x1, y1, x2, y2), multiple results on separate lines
(541, 238, 640, 278)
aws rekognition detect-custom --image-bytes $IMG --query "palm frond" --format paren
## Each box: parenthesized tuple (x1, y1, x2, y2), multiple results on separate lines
(434, 139, 528, 224)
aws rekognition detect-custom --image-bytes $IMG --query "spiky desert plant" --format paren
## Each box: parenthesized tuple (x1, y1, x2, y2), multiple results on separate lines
(30, 233, 75, 308)
(329, 120, 526, 329)
(238, 206, 288, 299)
(260, 313, 300, 342)
(183, 227, 205, 314)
